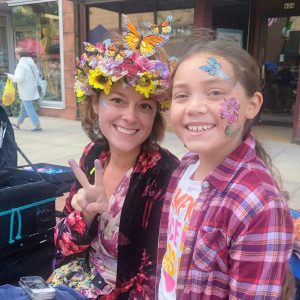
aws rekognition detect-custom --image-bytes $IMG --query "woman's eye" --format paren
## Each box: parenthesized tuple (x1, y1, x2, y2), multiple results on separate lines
(110, 97, 124, 105)
(138, 102, 153, 111)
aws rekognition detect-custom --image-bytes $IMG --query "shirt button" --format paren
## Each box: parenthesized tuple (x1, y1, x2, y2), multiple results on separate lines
(185, 247, 192, 254)
(202, 181, 209, 188)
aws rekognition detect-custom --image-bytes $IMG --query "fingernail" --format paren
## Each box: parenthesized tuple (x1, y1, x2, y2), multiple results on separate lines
(94, 159, 101, 170)
(68, 159, 76, 168)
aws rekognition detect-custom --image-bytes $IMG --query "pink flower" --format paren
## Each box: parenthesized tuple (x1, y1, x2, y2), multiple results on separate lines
(219, 97, 240, 124)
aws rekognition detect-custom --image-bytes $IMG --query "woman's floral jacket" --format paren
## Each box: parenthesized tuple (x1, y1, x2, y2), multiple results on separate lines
(54, 141, 179, 299)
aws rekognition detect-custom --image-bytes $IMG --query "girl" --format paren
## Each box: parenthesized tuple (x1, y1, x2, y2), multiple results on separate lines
(156, 37, 294, 299)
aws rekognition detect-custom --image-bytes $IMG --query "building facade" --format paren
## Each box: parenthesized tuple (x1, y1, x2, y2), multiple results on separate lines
(0, 0, 300, 142)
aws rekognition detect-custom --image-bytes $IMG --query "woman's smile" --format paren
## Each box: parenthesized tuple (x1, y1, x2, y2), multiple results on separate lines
(114, 125, 139, 135)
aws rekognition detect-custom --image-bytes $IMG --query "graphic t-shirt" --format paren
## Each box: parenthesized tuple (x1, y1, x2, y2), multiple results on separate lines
(158, 161, 202, 299)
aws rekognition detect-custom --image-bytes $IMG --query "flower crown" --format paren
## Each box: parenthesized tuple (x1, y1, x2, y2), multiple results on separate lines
(75, 14, 173, 105)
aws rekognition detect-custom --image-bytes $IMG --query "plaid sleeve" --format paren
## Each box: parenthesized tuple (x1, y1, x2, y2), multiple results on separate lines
(229, 200, 294, 299)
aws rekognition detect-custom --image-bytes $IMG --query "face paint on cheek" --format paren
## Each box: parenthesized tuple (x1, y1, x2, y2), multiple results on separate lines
(99, 99, 109, 109)
(219, 97, 241, 137)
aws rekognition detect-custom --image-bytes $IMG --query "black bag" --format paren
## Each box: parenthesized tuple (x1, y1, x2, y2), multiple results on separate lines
(0, 105, 17, 169)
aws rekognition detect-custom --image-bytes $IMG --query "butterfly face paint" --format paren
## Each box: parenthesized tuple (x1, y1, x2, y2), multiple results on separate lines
(199, 57, 229, 80)
(219, 97, 241, 137)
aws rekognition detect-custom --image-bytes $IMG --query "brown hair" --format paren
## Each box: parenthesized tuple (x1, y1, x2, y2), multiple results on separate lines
(171, 29, 286, 194)
(79, 93, 166, 152)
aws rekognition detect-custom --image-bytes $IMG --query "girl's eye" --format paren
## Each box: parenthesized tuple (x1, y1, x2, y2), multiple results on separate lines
(172, 93, 188, 102)
(207, 90, 225, 100)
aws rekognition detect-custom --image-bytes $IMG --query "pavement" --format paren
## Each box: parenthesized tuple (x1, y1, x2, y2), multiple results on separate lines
(9, 115, 300, 212)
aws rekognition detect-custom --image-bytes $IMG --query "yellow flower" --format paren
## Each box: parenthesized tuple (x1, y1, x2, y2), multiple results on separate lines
(76, 87, 85, 98)
(89, 69, 112, 95)
(135, 72, 156, 98)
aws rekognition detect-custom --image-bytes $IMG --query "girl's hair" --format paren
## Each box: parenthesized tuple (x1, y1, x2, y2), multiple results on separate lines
(172, 29, 286, 196)
(79, 94, 166, 152)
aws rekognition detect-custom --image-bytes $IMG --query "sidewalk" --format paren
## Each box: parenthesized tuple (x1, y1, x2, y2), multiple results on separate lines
(10, 116, 300, 211)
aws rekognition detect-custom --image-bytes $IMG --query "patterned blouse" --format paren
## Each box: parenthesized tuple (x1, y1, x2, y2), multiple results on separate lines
(54, 140, 179, 299)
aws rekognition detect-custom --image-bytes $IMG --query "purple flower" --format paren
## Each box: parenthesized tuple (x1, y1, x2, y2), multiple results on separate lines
(219, 97, 240, 124)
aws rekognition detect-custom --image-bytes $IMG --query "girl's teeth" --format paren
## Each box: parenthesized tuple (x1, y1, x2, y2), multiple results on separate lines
(187, 124, 214, 132)
(116, 126, 137, 135)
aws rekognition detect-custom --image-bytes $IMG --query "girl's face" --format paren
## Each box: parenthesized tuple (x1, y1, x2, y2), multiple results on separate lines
(171, 53, 262, 158)
(93, 82, 157, 155)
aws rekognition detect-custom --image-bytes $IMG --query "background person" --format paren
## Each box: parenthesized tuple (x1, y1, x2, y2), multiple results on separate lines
(6, 47, 42, 131)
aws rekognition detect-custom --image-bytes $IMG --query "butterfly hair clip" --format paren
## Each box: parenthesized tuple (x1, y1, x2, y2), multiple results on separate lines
(122, 14, 170, 57)
(199, 57, 229, 80)
(144, 15, 173, 36)
(103, 39, 132, 64)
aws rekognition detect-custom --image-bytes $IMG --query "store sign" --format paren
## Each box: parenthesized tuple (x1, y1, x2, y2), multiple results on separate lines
(284, 2, 295, 9)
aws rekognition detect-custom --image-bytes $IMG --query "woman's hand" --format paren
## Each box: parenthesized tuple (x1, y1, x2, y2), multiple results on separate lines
(68, 159, 109, 224)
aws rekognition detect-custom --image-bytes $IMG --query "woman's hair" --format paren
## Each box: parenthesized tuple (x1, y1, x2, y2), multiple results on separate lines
(15, 47, 28, 57)
(171, 29, 287, 196)
(79, 94, 166, 152)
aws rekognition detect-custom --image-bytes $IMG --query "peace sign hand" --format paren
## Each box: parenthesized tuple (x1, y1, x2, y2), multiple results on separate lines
(68, 159, 109, 224)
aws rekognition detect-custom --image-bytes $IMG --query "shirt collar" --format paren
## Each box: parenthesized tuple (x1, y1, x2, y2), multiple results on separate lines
(207, 132, 257, 192)
(98, 147, 162, 174)
(181, 132, 257, 192)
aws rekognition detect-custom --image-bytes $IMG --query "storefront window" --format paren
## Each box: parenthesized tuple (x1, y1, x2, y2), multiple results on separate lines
(158, 9, 194, 59)
(12, 2, 61, 103)
(0, 16, 8, 98)
(89, 7, 119, 43)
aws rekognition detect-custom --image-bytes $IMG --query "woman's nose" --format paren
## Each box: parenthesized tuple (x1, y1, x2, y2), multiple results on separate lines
(122, 105, 137, 122)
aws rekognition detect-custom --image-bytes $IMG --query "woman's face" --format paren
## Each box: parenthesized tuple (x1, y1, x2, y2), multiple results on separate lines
(93, 82, 157, 155)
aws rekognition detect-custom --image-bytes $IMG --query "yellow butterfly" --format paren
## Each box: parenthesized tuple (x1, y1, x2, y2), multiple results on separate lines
(103, 39, 132, 63)
(122, 14, 167, 57)
(144, 16, 173, 35)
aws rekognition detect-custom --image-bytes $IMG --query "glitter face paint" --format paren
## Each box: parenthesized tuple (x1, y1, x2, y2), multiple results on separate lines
(219, 97, 241, 137)
(99, 98, 109, 109)
(199, 57, 229, 80)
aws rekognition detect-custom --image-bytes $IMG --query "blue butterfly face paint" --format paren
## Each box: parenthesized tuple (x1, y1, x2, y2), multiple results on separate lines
(199, 57, 229, 80)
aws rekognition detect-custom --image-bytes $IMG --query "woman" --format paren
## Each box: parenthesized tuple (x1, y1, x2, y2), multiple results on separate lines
(50, 16, 179, 299)
(6, 47, 42, 131)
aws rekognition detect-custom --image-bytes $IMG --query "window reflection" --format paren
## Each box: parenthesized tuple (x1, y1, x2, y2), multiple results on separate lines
(0, 16, 8, 98)
(12, 3, 61, 103)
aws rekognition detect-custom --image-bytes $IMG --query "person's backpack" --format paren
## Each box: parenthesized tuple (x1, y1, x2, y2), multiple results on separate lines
(0, 105, 17, 169)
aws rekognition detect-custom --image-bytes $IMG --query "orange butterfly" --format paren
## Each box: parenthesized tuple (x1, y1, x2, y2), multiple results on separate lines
(83, 42, 104, 56)
(122, 14, 168, 57)
(145, 16, 173, 35)
(103, 39, 132, 63)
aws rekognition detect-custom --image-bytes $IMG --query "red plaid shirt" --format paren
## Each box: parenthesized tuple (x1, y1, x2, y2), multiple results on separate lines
(156, 133, 294, 299)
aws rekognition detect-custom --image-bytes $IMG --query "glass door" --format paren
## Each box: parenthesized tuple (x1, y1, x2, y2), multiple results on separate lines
(261, 16, 300, 126)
